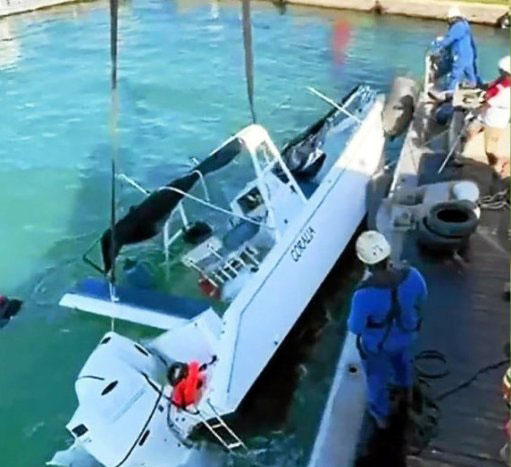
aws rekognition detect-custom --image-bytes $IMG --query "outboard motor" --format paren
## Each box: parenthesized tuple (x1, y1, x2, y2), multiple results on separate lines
(382, 77, 419, 139)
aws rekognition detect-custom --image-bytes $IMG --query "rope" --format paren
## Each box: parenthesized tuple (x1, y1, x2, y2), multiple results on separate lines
(241, 0, 256, 123)
(408, 351, 510, 455)
(108, 0, 119, 309)
(478, 189, 510, 211)
(435, 357, 509, 402)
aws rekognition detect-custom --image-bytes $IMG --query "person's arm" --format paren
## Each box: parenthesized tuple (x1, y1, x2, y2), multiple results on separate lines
(435, 22, 465, 50)
(347, 291, 366, 335)
(485, 78, 504, 101)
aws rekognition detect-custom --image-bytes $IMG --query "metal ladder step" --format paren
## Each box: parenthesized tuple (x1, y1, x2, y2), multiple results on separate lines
(226, 441, 243, 450)
(195, 402, 247, 453)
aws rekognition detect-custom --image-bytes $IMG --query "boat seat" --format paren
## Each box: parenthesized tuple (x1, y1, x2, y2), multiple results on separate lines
(297, 180, 319, 199)
(59, 278, 212, 330)
(222, 220, 260, 251)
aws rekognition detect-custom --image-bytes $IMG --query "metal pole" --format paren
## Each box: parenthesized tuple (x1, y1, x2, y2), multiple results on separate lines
(307, 86, 363, 124)
(437, 117, 470, 175)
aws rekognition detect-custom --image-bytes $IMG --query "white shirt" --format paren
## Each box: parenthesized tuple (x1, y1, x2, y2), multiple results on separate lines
(483, 80, 511, 129)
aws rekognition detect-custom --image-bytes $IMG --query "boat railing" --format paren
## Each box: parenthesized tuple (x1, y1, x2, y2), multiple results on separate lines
(81, 172, 273, 275)
(307, 86, 363, 124)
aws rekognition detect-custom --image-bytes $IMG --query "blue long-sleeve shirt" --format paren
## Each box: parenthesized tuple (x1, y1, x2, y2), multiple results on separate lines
(348, 267, 428, 354)
(436, 19, 477, 70)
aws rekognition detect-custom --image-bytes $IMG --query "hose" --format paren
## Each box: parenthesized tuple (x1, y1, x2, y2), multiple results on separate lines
(435, 357, 509, 402)
(409, 350, 510, 455)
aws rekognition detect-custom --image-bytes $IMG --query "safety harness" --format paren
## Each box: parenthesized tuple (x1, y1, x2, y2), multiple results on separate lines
(355, 267, 421, 358)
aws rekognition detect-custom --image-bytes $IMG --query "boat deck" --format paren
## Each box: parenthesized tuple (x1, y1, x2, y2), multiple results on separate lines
(308, 97, 510, 466)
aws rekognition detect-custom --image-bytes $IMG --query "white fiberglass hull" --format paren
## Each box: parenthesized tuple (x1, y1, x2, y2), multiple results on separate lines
(210, 96, 385, 413)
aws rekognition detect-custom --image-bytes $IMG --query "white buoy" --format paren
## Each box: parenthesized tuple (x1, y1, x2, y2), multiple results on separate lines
(452, 181, 480, 218)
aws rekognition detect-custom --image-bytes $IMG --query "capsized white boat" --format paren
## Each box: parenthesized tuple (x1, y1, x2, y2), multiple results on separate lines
(49, 85, 386, 467)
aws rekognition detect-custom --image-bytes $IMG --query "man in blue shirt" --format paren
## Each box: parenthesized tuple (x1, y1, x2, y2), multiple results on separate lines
(348, 231, 428, 428)
(432, 6, 480, 92)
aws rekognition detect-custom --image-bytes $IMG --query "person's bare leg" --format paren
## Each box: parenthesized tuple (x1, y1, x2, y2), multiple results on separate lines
(466, 121, 483, 141)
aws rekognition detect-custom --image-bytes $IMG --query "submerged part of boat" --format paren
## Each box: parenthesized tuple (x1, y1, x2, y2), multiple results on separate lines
(51, 85, 386, 467)
(100, 139, 244, 274)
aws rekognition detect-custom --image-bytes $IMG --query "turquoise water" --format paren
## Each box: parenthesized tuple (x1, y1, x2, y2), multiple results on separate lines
(0, 1, 507, 465)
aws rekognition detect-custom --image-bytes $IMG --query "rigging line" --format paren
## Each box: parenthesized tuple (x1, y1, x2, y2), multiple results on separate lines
(307, 86, 362, 124)
(241, 0, 256, 123)
(109, 0, 120, 300)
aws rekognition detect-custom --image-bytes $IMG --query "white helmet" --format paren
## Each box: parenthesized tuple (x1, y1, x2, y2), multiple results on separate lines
(499, 56, 511, 74)
(356, 231, 391, 265)
(447, 6, 463, 19)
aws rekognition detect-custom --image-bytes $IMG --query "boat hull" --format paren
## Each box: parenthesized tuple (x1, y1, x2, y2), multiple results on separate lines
(210, 96, 386, 413)
(51, 92, 386, 467)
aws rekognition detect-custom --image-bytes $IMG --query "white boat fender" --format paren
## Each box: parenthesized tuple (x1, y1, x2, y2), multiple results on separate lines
(451, 181, 481, 219)
(382, 77, 419, 139)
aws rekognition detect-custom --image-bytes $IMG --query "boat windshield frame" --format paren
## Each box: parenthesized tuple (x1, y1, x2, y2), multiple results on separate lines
(82, 125, 306, 274)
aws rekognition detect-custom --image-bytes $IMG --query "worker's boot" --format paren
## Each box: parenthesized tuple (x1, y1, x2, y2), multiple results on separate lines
(428, 88, 452, 103)
(391, 386, 413, 412)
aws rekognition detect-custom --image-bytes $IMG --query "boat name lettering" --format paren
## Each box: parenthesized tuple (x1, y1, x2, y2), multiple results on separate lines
(290, 227, 316, 262)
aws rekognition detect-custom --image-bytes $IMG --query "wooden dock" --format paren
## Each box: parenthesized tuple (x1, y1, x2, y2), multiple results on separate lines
(308, 90, 510, 466)
(404, 115, 510, 466)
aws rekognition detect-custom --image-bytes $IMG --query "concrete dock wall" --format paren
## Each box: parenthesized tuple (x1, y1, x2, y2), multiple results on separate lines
(0, 0, 508, 24)
(282, 0, 508, 26)
(0, 0, 78, 17)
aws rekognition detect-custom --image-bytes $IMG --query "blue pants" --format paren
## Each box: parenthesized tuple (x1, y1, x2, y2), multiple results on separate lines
(361, 346, 413, 421)
(447, 59, 478, 91)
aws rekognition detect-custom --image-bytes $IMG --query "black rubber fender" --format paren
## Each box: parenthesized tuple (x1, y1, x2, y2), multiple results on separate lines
(425, 201, 478, 238)
(416, 217, 465, 252)
(382, 77, 419, 138)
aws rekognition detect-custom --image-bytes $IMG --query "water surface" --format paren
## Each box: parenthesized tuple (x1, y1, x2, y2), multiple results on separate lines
(0, 2, 507, 465)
